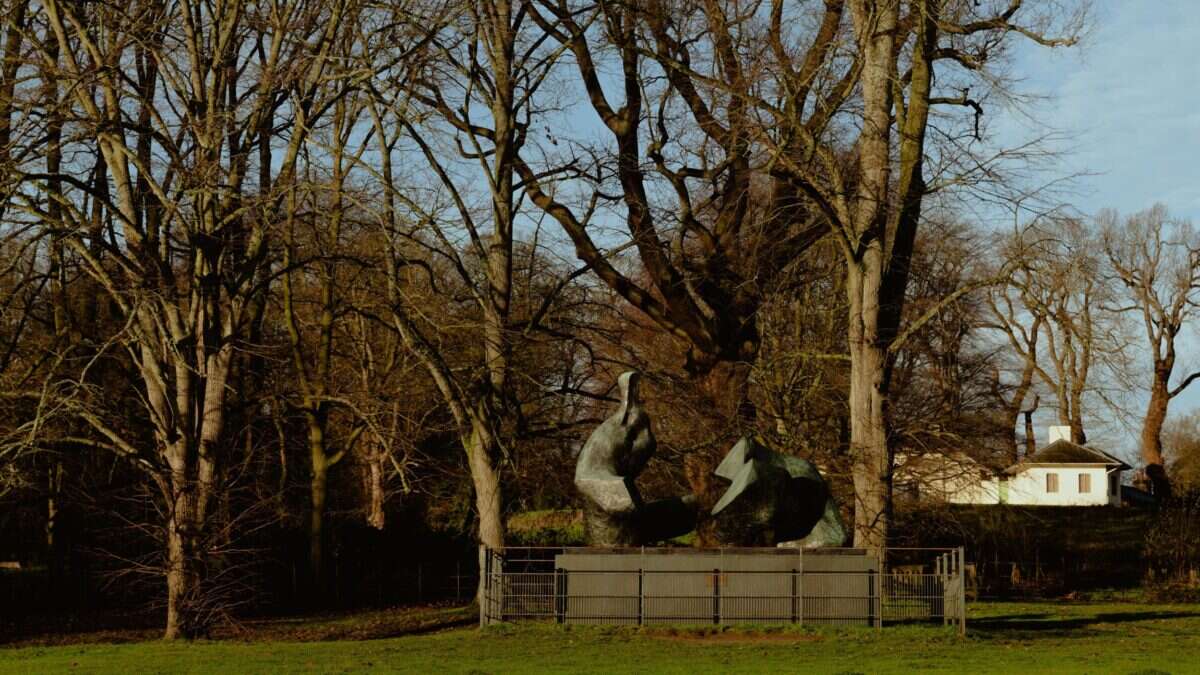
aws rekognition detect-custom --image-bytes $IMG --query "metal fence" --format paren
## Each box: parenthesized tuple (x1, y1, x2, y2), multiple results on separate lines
(481, 546, 966, 634)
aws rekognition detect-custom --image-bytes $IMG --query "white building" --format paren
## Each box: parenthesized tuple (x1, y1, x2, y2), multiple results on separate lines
(1000, 427, 1129, 506)
(897, 426, 1130, 507)
(894, 452, 1003, 505)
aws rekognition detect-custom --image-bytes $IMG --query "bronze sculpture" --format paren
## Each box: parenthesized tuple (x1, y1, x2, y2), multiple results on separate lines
(574, 372, 696, 545)
(575, 371, 845, 548)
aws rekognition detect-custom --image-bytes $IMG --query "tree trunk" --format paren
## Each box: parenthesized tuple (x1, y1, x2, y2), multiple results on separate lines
(45, 462, 60, 550)
(1023, 406, 1037, 460)
(848, 349, 891, 547)
(1142, 374, 1172, 499)
(728, 361, 755, 418)
(366, 438, 386, 530)
(847, 262, 891, 550)
(1001, 360, 1039, 463)
(844, 0, 898, 550)
(703, 360, 757, 432)
(156, 343, 229, 639)
(467, 423, 504, 602)
(362, 432, 386, 528)
(1066, 373, 1087, 444)
(309, 422, 328, 598)
(164, 522, 189, 640)
(1069, 416, 1087, 446)
(163, 463, 198, 640)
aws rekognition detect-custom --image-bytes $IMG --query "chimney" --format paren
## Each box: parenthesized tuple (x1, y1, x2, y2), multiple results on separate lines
(1048, 426, 1071, 444)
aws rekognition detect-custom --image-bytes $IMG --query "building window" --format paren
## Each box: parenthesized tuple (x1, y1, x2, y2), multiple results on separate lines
(1110, 475, 1118, 495)
(1046, 473, 1059, 493)
(1078, 473, 1091, 493)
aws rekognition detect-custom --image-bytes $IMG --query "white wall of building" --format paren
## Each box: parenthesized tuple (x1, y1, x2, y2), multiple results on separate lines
(946, 476, 1001, 505)
(1004, 465, 1121, 506)
(894, 455, 1001, 505)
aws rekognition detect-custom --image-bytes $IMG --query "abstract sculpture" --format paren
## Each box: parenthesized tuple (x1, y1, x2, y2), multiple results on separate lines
(574, 372, 696, 545)
(709, 436, 847, 548)
(575, 373, 844, 548)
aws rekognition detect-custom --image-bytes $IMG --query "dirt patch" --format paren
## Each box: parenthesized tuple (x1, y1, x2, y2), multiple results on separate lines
(646, 629, 824, 645)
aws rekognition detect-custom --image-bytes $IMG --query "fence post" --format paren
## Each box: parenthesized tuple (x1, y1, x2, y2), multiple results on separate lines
(490, 549, 500, 625)
(712, 568, 721, 625)
(799, 551, 804, 626)
(638, 569, 644, 626)
(555, 567, 565, 624)
(790, 568, 798, 624)
(938, 554, 947, 627)
(958, 546, 967, 637)
(878, 549, 884, 630)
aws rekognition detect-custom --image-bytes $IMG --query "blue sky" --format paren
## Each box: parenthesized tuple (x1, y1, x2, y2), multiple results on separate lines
(997, 1, 1200, 223)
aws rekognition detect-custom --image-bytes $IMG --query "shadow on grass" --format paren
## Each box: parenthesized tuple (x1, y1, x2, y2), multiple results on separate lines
(2, 604, 478, 647)
(970, 610, 1200, 639)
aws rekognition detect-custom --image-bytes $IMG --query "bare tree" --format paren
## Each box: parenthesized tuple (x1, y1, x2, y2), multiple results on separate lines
(521, 0, 1083, 546)
(365, 0, 573, 594)
(754, 240, 850, 457)
(1102, 205, 1200, 499)
(797, 0, 1082, 548)
(17, 0, 350, 637)
(0, 230, 52, 501)
(890, 222, 1010, 461)
(986, 246, 1046, 463)
(986, 317, 1043, 464)
(280, 90, 369, 596)
(989, 217, 1128, 448)
(0, 0, 1121, 625)
(341, 303, 434, 531)
(514, 0, 843, 438)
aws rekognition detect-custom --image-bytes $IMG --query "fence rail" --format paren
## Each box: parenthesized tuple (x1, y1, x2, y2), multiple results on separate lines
(481, 546, 966, 634)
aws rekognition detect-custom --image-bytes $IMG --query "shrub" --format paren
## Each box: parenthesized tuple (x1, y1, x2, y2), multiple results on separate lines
(506, 510, 586, 546)
(1143, 490, 1200, 587)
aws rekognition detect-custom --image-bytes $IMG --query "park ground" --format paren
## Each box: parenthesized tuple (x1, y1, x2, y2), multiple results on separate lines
(3, 601, 1200, 674)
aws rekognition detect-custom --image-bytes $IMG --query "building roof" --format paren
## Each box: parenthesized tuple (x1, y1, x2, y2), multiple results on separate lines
(894, 451, 1005, 476)
(1120, 484, 1156, 507)
(1004, 439, 1131, 474)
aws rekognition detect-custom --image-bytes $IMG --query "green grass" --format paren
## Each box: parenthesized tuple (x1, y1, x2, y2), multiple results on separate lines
(4, 602, 1200, 674)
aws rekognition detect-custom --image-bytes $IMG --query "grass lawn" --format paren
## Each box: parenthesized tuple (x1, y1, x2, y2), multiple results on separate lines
(3, 601, 1199, 674)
